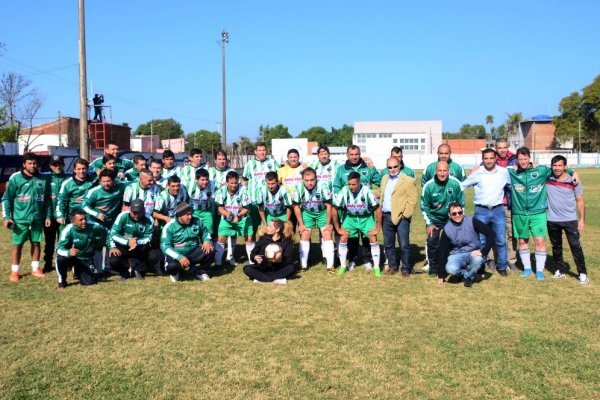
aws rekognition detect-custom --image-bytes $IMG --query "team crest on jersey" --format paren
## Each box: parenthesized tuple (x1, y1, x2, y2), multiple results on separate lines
(530, 172, 539, 179)
(191, 225, 200, 234)
(447, 188, 454, 195)
(138, 226, 145, 233)
(37, 180, 44, 188)
(361, 170, 367, 177)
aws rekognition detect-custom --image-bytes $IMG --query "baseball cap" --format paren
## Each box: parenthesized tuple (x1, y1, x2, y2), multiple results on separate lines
(130, 199, 145, 213)
(50, 155, 64, 165)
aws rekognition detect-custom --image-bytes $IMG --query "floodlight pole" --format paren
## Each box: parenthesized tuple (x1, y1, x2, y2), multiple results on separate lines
(78, 0, 89, 159)
(221, 28, 229, 148)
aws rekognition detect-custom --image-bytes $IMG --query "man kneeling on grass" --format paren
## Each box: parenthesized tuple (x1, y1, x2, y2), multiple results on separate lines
(161, 202, 215, 282)
(437, 203, 495, 288)
(56, 209, 106, 290)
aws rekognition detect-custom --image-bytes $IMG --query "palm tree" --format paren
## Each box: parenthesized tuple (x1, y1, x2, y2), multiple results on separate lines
(506, 112, 523, 134)
(485, 115, 494, 143)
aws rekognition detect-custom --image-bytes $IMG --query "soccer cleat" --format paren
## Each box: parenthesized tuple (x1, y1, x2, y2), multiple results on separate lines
(363, 263, 373, 272)
(31, 269, 46, 278)
(272, 278, 287, 285)
(536, 271, 545, 281)
(579, 273, 589, 285)
(520, 269, 533, 278)
(553, 270, 566, 279)
(373, 267, 382, 277)
(9, 271, 20, 282)
(337, 266, 347, 276)
(197, 273, 210, 282)
(170, 273, 180, 283)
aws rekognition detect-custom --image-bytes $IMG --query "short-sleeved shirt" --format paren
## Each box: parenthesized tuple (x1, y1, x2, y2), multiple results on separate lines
(209, 167, 234, 189)
(243, 158, 280, 202)
(155, 186, 191, 220)
(309, 159, 341, 190)
(546, 175, 583, 222)
(259, 185, 292, 216)
(292, 182, 332, 214)
(123, 183, 161, 215)
(333, 185, 379, 216)
(214, 186, 251, 217)
(189, 181, 216, 213)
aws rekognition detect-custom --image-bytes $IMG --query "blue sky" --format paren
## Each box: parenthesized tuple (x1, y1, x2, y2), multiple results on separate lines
(2, 1, 599, 142)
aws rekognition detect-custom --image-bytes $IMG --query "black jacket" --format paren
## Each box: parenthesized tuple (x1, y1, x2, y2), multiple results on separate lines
(250, 234, 294, 269)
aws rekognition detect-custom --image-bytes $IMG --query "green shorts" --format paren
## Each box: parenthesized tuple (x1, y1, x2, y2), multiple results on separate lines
(12, 221, 44, 245)
(512, 213, 548, 239)
(266, 212, 288, 224)
(193, 210, 214, 234)
(302, 210, 327, 229)
(218, 216, 252, 238)
(248, 204, 261, 228)
(341, 215, 375, 238)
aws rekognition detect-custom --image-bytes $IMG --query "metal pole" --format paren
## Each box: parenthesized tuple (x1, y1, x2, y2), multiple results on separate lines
(221, 29, 229, 148)
(78, 0, 89, 159)
(150, 122, 154, 154)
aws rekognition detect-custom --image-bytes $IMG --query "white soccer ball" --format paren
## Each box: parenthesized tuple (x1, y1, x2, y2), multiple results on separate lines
(264, 243, 283, 263)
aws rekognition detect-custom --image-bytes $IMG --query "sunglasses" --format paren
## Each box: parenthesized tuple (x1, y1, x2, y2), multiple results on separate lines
(450, 211, 463, 216)
(387, 165, 400, 169)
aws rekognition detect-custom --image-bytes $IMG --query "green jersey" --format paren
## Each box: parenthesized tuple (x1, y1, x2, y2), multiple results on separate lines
(189, 180, 216, 213)
(420, 176, 465, 226)
(82, 183, 126, 227)
(89, 156, 133, 173)
(2, 170, 52, 223)
(123, 168, 140, 182)
(508, 165, 553, 216)
(242, 158, 281, 202)
(161, 216, 212, 261)
(333, 184, 379, 216)
(309, 159, 342, 190)
(333, 159, 382, 191)
(421, 159, 466, 186)
(108, 211, 154, 249)
(123, 182, 162, 215)
(155, 186, 191, 222)
(56, 175, 98, 221)
(258, 184, 292, 217)
(214, 186, 251, 218)
(56, 221, 106, 261)
(208, 166, 233, 189)
(292, 182, 332, 213)
(44, 171, 68, 217)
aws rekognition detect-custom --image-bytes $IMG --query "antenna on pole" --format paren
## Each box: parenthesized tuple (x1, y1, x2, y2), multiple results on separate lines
(221, 28, 229, 148)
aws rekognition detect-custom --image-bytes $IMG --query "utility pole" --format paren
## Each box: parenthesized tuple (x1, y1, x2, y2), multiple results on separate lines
(78, 0, 89, 159)
(221, 28, 229, 148)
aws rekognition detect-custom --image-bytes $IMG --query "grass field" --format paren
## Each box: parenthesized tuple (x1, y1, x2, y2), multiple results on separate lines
(1, 169, 599, 399)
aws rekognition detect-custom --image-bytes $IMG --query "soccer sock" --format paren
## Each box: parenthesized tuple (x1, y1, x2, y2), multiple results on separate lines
(370, 243, 380, 269)
(322, 240, 334, 269)
(519, 249, 532, 270)
(31, 261, 40, 271)
(215, 242, 225, 266)
(245, 242, 255, 262)
(535, 251, 547, 272)
(227, 236, 235, 260)
(299, 240, 310, 268)
(338, 242, 348, 267)
(11, 264, 20, 273)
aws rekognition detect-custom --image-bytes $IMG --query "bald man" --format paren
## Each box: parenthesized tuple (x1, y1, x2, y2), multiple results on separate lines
(421, 144, 466, 186)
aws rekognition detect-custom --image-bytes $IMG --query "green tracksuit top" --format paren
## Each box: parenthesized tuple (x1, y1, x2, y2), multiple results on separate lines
(56, 175, 98, 221)
(82, 183, 126, 227)
(160, 216, 212, 261)
(420, 176, 465, 226)
(2, 170, 52, 223)
(108, 211, 154, 249)
(421, 159, 466, 186)
(44, 171, 68, 217)
(89, 156, 133, 173)
(333, 159, 382, 191)
(508, 164, 554, 216)
(56, 221, 106, 261)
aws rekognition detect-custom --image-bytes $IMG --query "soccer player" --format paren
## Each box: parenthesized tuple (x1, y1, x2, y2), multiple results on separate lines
(379, 147, 416, 178)
(83, 169, 127, 229)
(161, 202, 215, 282)
(2, 152, 52, 281)
(292, 168, 335, 272)
(89, 141, 133, 176)
(187, 169, 216, 239)
(122, 169, 161, 215)
(258, 171, 293, 229)
(56, 158, 97, 226)
(179, 148, 208, 191)
(332, 172, 382, 276)
(546, 155, 588, 284)
(107, 199, 159, 280)
(213, 171, 254, 266)
(308, 145, 341, 191)
(154, 175, 191, 227)
(42, 155, 68, 272)
(124, 154, 147, 182)
(208, 149, 233, 188)
(149, 158, 167, 188)
(277, 148, 304, 197)
(161, 150, 179, 180)
(421, 144, 466, 186)
(421, 161, 465, 276)
(55, 209, 106, 289)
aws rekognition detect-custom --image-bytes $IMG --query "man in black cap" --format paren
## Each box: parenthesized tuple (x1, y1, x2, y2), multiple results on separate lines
(43, 155, 68, 272)
(106, 199, 159, 280)
(160, 202, 215, 282)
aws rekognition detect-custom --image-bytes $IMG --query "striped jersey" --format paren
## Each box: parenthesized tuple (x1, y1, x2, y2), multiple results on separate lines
(258, 185, 292, 216)
(292, 182, 332, 213)
(155, 186, 191, 220)
(208, 166, 233, 188)
(333, 185, 379, 216)
(214, 186, 251, 217)
(308, 159, 341, 190)
(123, 182, 162, 215)
(189, 180, 216, 213)
(242, 158, 280, 202)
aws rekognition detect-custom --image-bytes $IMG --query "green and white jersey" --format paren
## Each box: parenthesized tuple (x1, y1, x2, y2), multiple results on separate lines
(123, 182, 162, 215)
(242, 158, 280, 202)
(108, 211, 154, 249)
(123, 168, 140, 183)
(154, 175, 168, 189)
(258, 185, 292, 216)
(292, 182, 332, 213)
(208, 166, 233, 189)
(189, 180, 216, 213)
(2, 170, 52, 223)
(214, 186, 251, 217)
(56, 175, 98, 221)
(155, 186, 191, 220)
(161, 216, 212, 260)
(56, 221, 106, 261)
(89, 156, 133, 173)
(179, 163, 208, 192)
(82, 183, 126, 227)
(161, 166, 180, 180)
(333, 184, 379, 216)
(309, 159, 341, 190)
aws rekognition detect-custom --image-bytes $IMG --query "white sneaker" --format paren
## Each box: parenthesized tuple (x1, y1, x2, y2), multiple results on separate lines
(197, 273, 210, 281)
(348, 261, 356, 271)
(553, 270, 566, 279)
(273, 278, 287, 285)
(579, 273, 589, 285)
(170, 273, 180, 283)
(363, 262, 373, 271)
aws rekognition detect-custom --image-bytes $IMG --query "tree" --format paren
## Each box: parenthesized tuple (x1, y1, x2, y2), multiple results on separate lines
(495, 124, 507, 139)
(257, 124, 291, 150)
(186, 129, 222, 153)
(236, 135, 254, 154)
(505, 112, 524, 134)
(20, 94, 45, 151)
(485, 115, 494, 142)
(0, 72, 40, 127)
(458, 124, 486, 139)
(329, 124, 354, 146)
(134, 118, 184, 140)
(298, 126, 328, 144)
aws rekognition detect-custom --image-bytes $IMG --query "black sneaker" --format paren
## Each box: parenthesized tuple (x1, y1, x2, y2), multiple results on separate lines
(498, 269, 508, 277)
(464, 278, 474, 288)
(133, 270, 145, 280)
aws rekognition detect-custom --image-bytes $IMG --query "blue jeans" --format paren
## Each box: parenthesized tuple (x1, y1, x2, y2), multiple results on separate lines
(445, 252, 483, 280)
(474, 205, 507, 271)
(382, 213, 411, 272)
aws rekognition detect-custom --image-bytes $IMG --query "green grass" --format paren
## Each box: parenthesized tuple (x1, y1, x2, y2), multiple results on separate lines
(1, 169, 599, 399)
